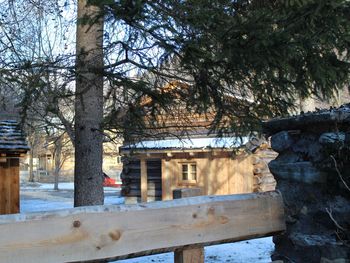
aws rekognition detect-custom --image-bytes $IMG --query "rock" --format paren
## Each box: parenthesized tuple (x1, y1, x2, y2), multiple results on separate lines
(345, 132, 350, 145)
(320, 258, 349, 263)
(319, 132, 346, 145)
(269, 161, 327, 183)
(271, 131, 294, 153)
(286, 215, 297, 224)
(290, 233, 338, 247)
(291, 134, 323, 162)
(300, 206, 308, 215)
(275, 150, 302, 163)
(265, 105, 350, 263)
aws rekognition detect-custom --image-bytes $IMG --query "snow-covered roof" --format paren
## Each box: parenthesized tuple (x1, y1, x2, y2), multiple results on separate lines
(0, 120, 29, 152)
(121, 137, 250, 151)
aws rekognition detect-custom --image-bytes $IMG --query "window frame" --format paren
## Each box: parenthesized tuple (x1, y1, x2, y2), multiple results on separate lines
(179, 162, 197, 184)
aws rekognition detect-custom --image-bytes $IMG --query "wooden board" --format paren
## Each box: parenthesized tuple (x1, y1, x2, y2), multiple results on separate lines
(173, 188, 204, 263)
(174, 247, 204, 263)
(140, 158, 148, 202)
(161, 159, 172, 200)
(0, 158, 19, 215)
(0, 191, 285, 263)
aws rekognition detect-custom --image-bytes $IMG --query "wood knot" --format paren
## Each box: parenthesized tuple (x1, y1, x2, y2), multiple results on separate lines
(109, 230, 121, 241)
(219, 216, 229, 224)
(208, 207, 215, 215)
(73, 220, 81, 228)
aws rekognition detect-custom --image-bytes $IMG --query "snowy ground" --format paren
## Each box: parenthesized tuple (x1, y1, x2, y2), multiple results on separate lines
(20, 182, 124, 212)
(20, 182, 274, 263)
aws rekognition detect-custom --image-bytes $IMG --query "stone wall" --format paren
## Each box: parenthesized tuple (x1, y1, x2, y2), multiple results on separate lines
(264, 105, 350, 263)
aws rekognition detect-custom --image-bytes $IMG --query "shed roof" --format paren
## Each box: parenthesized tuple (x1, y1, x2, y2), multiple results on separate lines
(121, 136, 250, 153)
(0, 120, 29, 153)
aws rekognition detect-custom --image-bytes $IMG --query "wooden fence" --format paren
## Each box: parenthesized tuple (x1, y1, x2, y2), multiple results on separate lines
(0, 191, 285, 263)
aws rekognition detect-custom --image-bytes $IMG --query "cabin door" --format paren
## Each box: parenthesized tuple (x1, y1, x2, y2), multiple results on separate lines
(146, 159, 162, 201)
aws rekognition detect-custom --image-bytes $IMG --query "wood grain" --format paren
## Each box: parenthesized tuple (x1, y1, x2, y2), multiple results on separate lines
(0, 191, 285, 263)
(140, 158, 148, 202)
(0, 158, 19, 215)
(173, 188, 204, 263)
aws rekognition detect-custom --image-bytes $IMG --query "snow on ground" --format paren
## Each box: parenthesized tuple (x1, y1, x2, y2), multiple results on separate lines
(20, 183, 274, 262)
(20, 182, 124, 213)
(116, 238, 274, 263)
(21, 182, 118, 192)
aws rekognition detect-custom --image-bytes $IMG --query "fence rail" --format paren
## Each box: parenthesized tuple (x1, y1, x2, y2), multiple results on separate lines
(0, 191, 285, 263)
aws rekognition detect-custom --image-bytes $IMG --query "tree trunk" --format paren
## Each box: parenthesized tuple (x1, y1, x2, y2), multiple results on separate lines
(74, 0, 104, 206)
(53, 136, 62, 191)
(28, 147, 34, 182)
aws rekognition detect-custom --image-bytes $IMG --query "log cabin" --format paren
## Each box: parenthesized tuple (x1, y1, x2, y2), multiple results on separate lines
(119, 81, 277, 203)
(0, 120, 29, 214)
(120, 137, 277, 203)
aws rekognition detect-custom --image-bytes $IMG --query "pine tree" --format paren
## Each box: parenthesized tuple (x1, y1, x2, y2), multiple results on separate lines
(0, 0, 349, 206)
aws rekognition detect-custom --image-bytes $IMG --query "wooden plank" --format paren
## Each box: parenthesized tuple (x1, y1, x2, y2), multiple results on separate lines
(230, 156, 254, 194)
(161, 159, 171, 200)
(0, 158, 19, 215)
(11, 159, 20, 214)
(173, 188, 204, 263)
(0, 161, 6, 214)
(140, 158, 148, 202)
(4, 160, 11, 213)
(0, 191, 285, 263)
(174, 248, 204, 263)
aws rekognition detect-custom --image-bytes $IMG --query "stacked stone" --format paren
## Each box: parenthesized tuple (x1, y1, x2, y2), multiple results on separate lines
(263, 104, 350, 263)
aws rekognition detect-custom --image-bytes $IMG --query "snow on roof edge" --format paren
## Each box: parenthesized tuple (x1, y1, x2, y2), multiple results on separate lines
(121, 137, 250, 151)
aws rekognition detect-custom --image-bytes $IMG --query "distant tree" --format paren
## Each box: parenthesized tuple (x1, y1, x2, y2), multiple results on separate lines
(26, 125, 41, 182)
(50, 133, 71, 191)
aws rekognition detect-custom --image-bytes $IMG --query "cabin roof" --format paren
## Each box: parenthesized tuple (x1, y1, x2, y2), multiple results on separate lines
(263, 103, 350, 136)
(0, 120, 29, 153)
(121, 136, 250, 152)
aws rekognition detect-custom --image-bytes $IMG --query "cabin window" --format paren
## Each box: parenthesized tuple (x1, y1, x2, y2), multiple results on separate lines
(181, 163, 197, 182)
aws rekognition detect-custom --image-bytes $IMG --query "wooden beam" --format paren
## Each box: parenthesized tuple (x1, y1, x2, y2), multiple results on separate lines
(0, 192, 285, 263)
(140, 158, 148, 203)
(173, 188, 204, 263)
(161, 159, 171, 201)
(175, 248, 204, 263)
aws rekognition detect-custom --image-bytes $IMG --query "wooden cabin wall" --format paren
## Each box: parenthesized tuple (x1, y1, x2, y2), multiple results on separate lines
(121, 147, 277, 203)
(0, 158, 19, 214)
(121, 158, 162, 203)
(161, 155, 254, 200)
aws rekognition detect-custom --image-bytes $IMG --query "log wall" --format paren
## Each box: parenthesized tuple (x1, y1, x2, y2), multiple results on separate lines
(121, 145, 277, 203)
(251, 146, 278, 192)
(121, 158, 162, 203)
